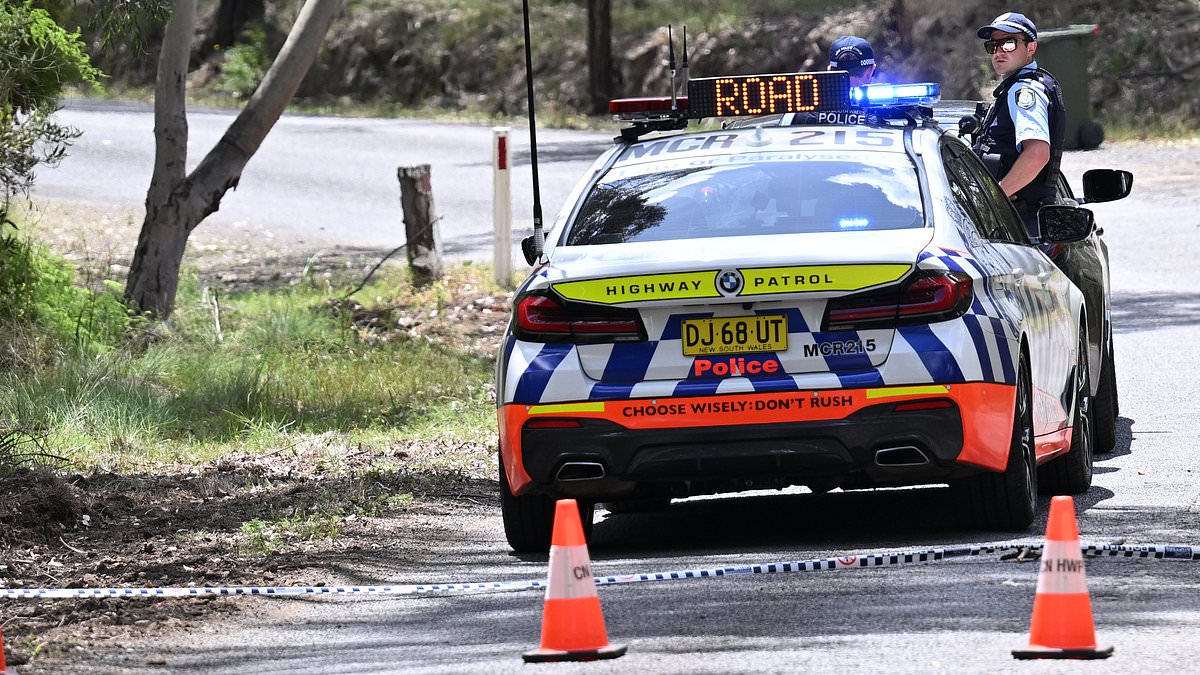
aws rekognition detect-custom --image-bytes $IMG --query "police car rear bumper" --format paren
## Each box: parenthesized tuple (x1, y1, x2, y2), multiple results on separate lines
(516, 404, 968, 498)
(498, 382, 1018, 497)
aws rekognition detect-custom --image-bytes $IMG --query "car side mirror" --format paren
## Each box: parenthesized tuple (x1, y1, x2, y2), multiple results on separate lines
(1081, 169, 1133, 203)
(1039, 205, 1095, 244)
(520, 235, 539, 266)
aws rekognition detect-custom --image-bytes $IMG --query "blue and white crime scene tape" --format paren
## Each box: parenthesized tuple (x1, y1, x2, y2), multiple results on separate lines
(2, 543, 1196, 600)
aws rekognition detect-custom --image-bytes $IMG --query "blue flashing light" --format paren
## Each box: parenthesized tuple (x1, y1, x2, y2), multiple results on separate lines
(851, 83, 941, 107)
(838, 217, 871, 229)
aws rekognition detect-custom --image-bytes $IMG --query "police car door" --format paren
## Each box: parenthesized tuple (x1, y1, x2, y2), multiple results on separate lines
(951, 143, 1073, 436)
(936, 142, 1070, 437)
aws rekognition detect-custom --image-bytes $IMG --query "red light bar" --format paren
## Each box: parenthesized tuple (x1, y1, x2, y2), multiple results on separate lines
(610, 96, 689, 121)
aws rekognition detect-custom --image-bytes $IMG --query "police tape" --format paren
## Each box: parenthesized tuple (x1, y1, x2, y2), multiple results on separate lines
(1, 543, 1196, 600)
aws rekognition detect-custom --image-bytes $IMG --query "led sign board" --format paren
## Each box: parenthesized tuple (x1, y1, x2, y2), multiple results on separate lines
(686, 71, 851, 118)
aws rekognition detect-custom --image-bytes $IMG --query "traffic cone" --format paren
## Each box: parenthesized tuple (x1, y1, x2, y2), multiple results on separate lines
(1012, 496, 1113, 659)
(1, 622, 9, 674)
(523, 499, 626, 663)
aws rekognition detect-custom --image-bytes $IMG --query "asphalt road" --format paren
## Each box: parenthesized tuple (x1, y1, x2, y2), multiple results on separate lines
(35, 100, 613, 260)
(37, 107, 1200, 672)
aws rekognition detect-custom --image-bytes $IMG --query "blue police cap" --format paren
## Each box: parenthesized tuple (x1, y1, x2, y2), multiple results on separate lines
(976, 12, 1037, 41)
(828, 36, 875, 70)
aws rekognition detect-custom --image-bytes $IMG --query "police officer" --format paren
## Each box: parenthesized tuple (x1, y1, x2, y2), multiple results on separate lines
(828, 36, 876, 87)
(972, 11, 1066, 237)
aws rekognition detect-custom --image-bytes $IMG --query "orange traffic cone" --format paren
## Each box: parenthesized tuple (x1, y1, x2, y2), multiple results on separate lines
(1, 621, 10, 674)
(523, 499, 626, 663)
(1012, 496, 1113, 659)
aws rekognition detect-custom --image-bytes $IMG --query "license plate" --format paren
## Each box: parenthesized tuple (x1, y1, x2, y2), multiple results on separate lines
(681, 315, 788, 356)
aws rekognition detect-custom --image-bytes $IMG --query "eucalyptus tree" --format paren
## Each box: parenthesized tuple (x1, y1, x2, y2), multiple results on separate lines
(124, 0, 344, 319)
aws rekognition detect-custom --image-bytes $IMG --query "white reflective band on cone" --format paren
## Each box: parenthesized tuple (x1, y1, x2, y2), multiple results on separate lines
(1036, 540, 1090, 595)
(547, 544, 597, 599)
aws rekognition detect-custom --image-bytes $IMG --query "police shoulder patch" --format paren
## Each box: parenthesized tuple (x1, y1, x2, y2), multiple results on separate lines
(1015, 87, 1036, 110)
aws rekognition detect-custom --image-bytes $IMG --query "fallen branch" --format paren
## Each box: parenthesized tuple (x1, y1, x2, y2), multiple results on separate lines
(340, 243, 406, 300)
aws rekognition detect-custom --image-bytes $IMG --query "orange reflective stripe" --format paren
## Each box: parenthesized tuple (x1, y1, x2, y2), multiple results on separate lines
(500, 382, 1019, 473)
(953, 382, 1017, 471)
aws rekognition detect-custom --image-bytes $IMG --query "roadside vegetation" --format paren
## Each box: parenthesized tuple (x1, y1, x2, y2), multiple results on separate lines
(0, 212, 507, 665)
(0, 221, 496, 472)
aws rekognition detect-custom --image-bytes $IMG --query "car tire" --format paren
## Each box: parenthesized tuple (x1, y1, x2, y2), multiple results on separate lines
(603, 498, 671, 514)
(499, 455, 593, 553)
(1040, 328, 1094, 494)
(1092, 340, 1118, 454)
(953, 349, 1037, 531)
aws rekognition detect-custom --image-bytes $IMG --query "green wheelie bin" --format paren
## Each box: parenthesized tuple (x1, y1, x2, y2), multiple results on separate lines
(1036, 24, 1105, 149)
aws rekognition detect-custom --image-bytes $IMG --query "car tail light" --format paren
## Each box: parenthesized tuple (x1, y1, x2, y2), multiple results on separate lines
(514, 293, 645, 343)
(824, 271, 973, 331)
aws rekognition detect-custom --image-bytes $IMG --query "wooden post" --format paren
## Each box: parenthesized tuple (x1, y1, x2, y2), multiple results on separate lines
(397, 164, 442, 287)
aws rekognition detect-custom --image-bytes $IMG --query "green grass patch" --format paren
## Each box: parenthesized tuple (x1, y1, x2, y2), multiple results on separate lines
(0, 225, 502, 471)
(239, 514, 342, 554)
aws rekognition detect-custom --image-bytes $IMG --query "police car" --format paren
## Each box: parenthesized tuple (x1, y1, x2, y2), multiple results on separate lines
(496, 72, 1130, 552)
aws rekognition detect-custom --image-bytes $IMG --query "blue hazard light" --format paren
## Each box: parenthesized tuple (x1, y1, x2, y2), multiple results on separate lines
(851, 83, 941, 107)
(838, 217, 871, 229)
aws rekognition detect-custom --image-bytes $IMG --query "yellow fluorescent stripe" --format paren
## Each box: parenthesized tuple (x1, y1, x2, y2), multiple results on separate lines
(738, 264, 911, 296)
(866, 385, 951, 400)
(527, 402, 606, 415)
(553, 271, 721, 305)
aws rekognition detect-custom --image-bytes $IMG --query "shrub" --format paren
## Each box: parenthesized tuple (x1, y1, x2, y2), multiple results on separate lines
(0, 227, 128, 357)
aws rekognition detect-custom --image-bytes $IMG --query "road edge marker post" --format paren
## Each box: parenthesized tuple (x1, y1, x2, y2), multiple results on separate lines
(492, 126, 513, 288)
(1013, 496, 1113, 660)
(523, 499, 626, 663)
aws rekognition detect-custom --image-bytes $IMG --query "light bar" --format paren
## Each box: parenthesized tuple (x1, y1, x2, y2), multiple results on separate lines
(609, 96, 689, 121)
(850, 83, 940, 107)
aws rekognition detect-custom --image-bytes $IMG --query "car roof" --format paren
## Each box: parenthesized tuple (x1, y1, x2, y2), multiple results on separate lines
(611, 123, 918, 170)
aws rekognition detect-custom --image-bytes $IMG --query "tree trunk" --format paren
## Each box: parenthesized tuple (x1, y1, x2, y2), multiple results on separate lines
(398, 164, 442, 288)
(125, 0, 345, 319)
(587, 0, 612, 115)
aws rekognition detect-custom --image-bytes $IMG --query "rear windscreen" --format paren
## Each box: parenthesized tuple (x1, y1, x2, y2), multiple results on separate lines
(566, 153, 925, 245)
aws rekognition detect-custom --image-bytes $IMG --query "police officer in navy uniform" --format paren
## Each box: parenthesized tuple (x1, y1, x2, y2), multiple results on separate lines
(789, 36, 877, 126)
(828, 36, 877, 87)
(972, 12, 1066, 238)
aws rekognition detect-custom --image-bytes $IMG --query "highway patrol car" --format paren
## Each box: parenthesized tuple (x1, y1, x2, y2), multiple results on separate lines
(496, 72, 1128, 552)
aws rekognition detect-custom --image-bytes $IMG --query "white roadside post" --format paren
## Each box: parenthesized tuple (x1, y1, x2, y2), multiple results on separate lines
(492, 126, 513, 287)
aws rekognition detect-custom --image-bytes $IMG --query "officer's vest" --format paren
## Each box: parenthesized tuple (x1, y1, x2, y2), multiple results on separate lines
(974, 67, 1065, 208)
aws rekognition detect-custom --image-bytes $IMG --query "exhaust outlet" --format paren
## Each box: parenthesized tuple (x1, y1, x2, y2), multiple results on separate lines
(556, 461, 607, 481)
(874, 446, 930, 467)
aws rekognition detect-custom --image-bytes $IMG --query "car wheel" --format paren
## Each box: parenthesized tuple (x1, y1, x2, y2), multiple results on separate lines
(954, 349, 1037, 530)
(1091, 339, 1118, 454)
(1040, 328, 1094, 494)
(499, 454, 593, 553)
(603, 498, 671, 514)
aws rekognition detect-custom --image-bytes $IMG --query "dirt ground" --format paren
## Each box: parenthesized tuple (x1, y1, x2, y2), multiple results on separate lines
(1, 203, 510, 670)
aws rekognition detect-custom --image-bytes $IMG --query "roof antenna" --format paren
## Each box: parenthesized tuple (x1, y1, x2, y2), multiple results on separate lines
(520, 0, 545, 260)
(680, 26, 689, 97)
(667, 24, 678, 110)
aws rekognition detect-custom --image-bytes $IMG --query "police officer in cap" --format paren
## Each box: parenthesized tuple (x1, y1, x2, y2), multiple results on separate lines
(972, 11, 1066, 237)
(828, 36, 877, 87)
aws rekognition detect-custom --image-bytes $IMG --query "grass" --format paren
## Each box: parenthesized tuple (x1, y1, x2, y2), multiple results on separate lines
(1099, 115, 1200, 142)
(239, 514, 343, 554)
(0, 223, 501, 473)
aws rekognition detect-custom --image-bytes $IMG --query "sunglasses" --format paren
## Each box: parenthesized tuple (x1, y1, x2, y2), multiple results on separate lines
(984, 37, 1029, 54)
